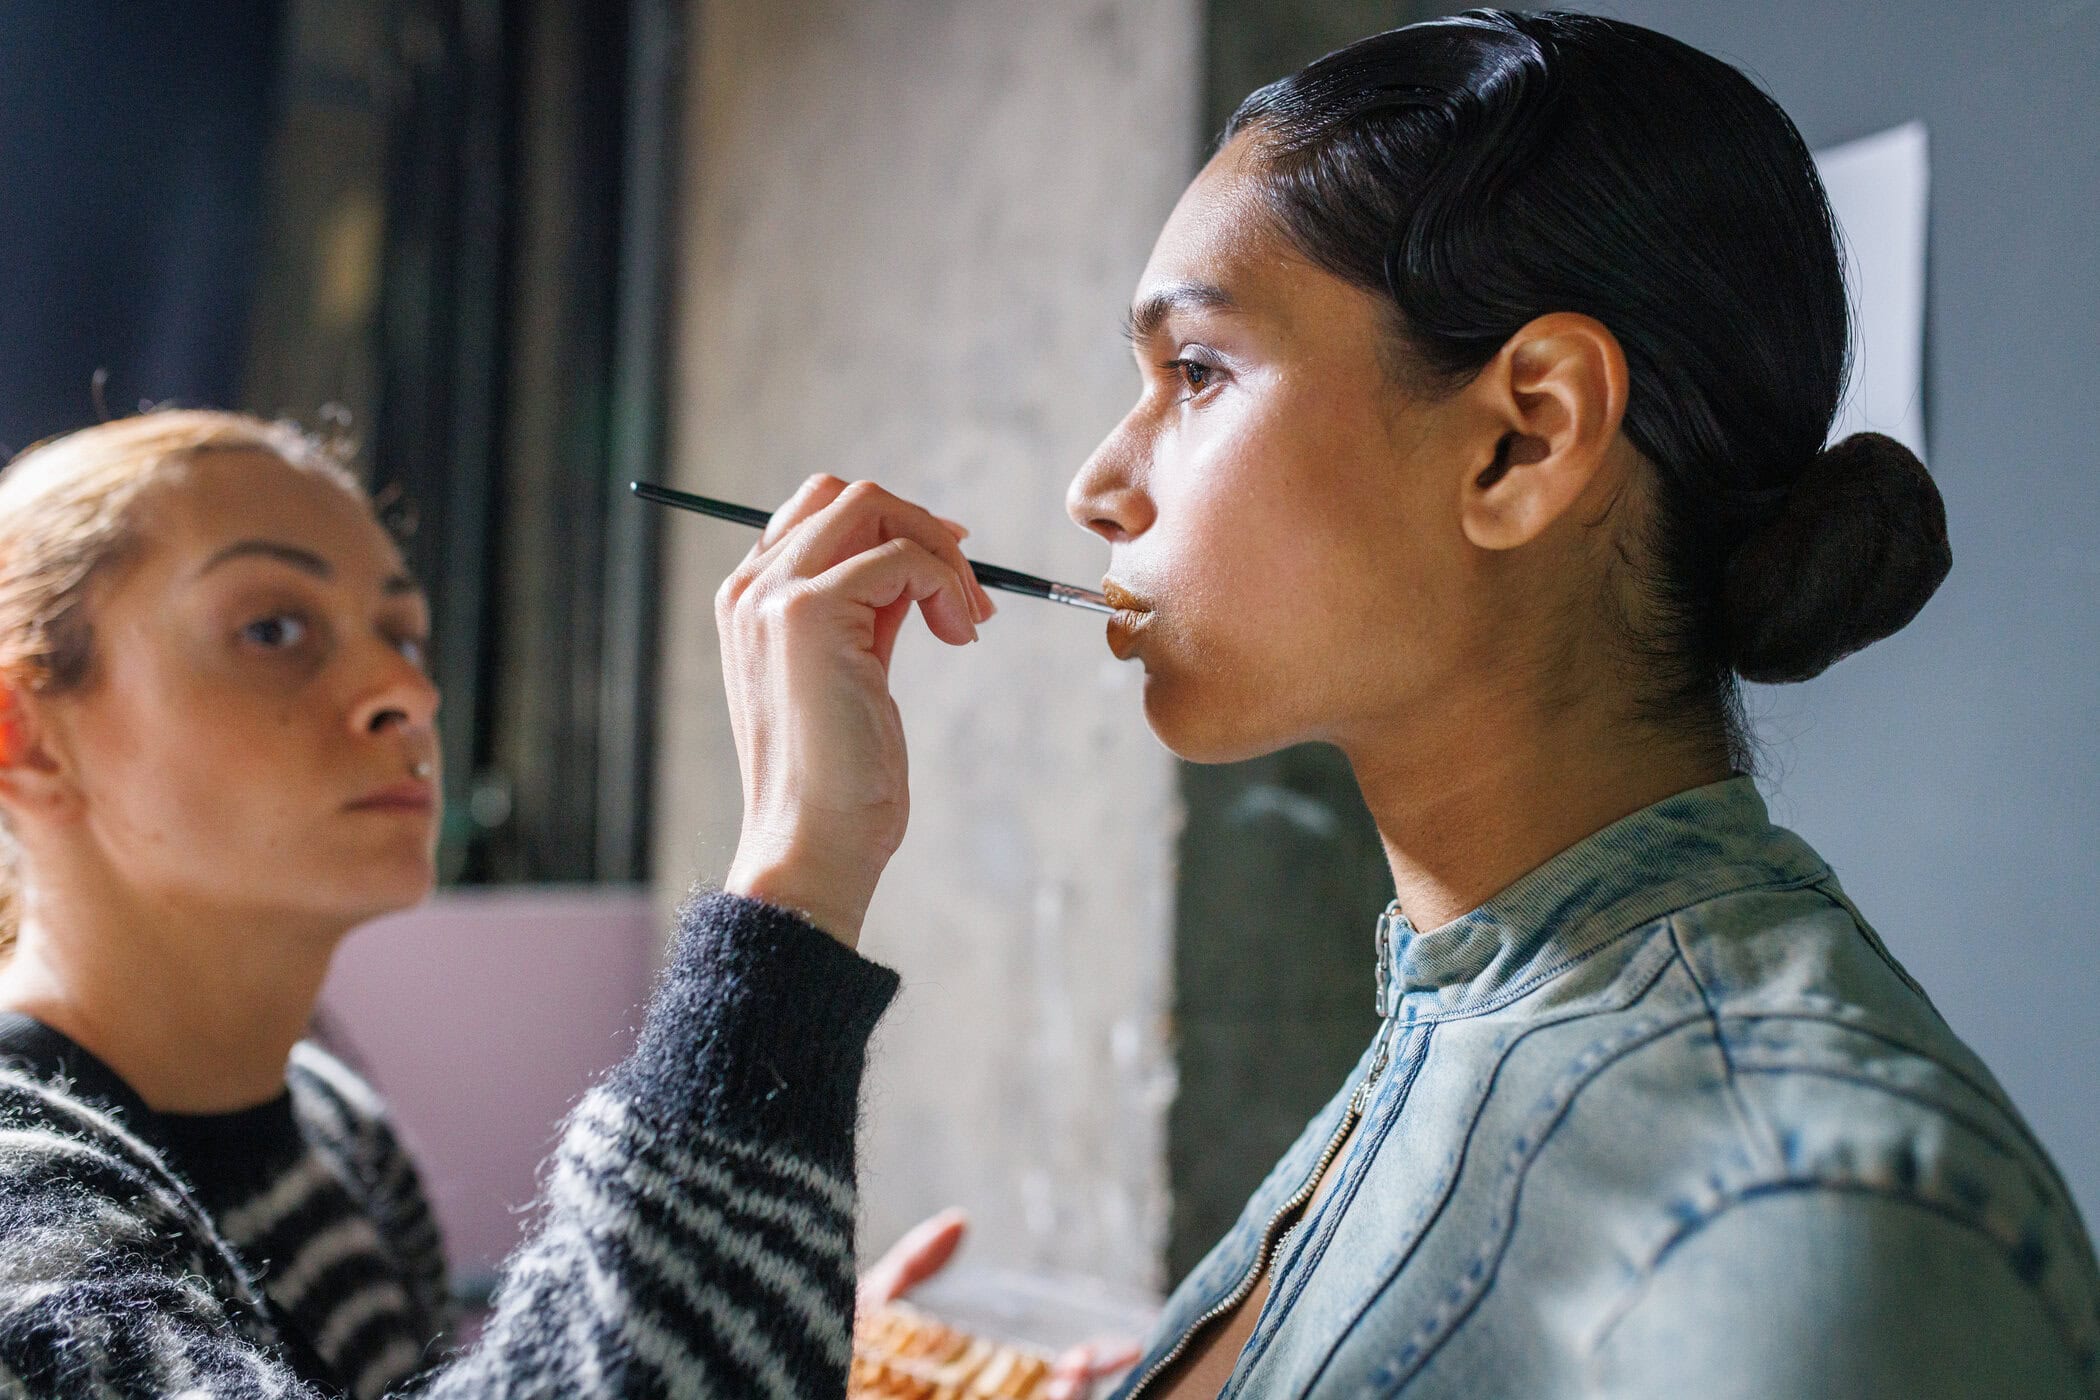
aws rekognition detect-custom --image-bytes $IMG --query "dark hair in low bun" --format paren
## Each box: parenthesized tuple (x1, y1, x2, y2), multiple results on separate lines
(1723, 431, 1951, 684)
(1226, 9, 1953, 766)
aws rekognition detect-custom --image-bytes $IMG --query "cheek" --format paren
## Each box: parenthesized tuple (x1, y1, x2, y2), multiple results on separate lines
(1134, 518, 1356, 759)
(1130, 403, 1452, 754)
(75, 674, 311, 853)
(1159, 404, 1380, 642)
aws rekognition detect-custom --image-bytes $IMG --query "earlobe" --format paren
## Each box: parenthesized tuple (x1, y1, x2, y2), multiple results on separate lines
(0, 682, 76, 819)
(1458, 314, 1628, 552)
(0, 699, 20, 769)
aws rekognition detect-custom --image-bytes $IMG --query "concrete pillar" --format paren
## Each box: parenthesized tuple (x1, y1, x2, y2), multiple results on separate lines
(656, 0, 1199, 1292)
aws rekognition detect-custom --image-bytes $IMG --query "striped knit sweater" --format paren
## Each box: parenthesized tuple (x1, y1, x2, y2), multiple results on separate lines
(0, 889, 900, 1398)
(0, 1014, 451, 1396)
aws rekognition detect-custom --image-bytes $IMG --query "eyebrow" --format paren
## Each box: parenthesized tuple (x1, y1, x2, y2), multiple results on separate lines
(1122, 281, 1240, 342)
(198, 539, 422, 596)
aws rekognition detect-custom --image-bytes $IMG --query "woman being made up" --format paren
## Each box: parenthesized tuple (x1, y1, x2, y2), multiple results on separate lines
(716, 9, 2098, 1399)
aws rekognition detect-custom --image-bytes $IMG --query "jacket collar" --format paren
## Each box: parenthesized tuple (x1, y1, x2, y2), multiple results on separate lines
(1376, 775, 1828, 1021)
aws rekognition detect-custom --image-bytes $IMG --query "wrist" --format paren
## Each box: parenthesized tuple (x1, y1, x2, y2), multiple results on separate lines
(725, 846, 876, 949)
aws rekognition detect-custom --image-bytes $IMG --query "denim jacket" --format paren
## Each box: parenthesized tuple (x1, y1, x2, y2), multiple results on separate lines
(1114, 777, 2098, 1398)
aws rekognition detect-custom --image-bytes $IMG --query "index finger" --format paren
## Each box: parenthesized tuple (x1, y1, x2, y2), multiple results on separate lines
(755, 473, 849, 553)
(781, 481, 988, 623)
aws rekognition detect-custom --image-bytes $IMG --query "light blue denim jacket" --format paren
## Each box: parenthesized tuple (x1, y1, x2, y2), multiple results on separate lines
(1114, 777, 2099, 1398)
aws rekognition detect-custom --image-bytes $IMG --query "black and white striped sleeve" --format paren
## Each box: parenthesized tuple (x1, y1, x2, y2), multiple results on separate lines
(422, 888, 900, 1398)
(0, 889, 899, 1399)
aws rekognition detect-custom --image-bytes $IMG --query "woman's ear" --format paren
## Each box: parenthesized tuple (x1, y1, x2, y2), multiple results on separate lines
(0, 681, 76, 821)
(1458, 312, 1629, 552)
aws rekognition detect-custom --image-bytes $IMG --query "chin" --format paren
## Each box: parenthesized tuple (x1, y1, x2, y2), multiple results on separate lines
(368, 875, 437, 917)
(1139, 671, 1301, 765)
(322, 856, 438, 925)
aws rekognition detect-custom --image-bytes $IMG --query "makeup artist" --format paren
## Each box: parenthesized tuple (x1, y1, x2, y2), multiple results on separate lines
(724, 11, 2097, 1399)
(0, 410, 1016, 1397)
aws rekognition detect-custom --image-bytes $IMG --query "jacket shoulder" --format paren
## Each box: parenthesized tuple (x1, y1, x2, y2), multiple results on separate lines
(1588, 885, 2100, 1380)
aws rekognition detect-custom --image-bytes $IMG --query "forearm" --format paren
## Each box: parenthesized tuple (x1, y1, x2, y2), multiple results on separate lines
(426, 889, 901, 1397)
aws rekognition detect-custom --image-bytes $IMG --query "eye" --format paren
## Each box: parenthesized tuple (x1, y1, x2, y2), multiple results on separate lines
(394, 634, 429, 668)
(242, 614, 308, 650)
(1167, 357, 1219, 399)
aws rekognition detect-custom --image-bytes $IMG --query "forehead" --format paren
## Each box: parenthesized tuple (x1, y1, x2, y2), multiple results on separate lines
(1147, 136, 1280, 277)
(141, 449, 404, 578)
(1134, 132, 1378, 344)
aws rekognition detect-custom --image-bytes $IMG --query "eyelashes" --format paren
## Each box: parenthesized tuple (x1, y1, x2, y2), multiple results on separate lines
(1163, 356, 1224, 401)
(239, 610, 430, 669)
(1126, 332, 1229, 405)
(242, 613, 309, 651)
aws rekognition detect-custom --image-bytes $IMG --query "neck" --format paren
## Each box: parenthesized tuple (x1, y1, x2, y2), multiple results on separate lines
(0, 873, 348, 1114)
(1345, 693, 1733, 934)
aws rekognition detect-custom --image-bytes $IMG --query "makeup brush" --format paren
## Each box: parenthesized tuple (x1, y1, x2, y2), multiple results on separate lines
(631, 481, 1115, 614)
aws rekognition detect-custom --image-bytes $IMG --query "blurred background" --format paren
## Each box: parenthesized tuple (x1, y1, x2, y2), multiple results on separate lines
(2, 0, 2092, 1330)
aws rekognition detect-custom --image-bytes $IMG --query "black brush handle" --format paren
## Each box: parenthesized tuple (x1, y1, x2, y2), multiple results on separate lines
(631, 481, 1113, 613)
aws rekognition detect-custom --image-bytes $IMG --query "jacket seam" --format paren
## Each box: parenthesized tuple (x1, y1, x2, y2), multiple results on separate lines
(1666, 916, 1786, 1175)
(1725, 1011, 2090, 1224)
(1120, 1029, 1405, 1395)
(1412, 868, 1830, 1025)
(1731, 1060, 2096, 1257)
(1341, 1019, 2099, 1399)
(1163, 1039, 1381, 1327)
(1808, 877, 1934, 1005)
(1356, 1006, 1711, 1397)
(1229, 1025, 1436, 1392)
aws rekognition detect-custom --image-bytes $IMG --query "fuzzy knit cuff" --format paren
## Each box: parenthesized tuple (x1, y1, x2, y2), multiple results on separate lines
(606, 888, 902, 1172)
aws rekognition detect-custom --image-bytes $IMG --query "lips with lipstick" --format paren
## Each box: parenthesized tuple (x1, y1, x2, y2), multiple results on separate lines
(1103, 579, 1152, 660)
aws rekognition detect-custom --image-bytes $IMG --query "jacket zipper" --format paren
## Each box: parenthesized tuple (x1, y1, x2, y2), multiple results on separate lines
(1121, 904, 1412, 1399)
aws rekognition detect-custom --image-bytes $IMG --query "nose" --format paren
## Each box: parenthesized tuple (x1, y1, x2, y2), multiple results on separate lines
(349, 642, 441, 740)
(1065, 414, 1155, 544)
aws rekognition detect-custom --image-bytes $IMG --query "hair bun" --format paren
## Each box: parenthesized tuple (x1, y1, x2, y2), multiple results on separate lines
(1721, 431, 1952, 684)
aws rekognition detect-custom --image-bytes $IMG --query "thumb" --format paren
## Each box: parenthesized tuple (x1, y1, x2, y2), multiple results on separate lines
(1046, 1344, 1094, 1400)
(857, 1207, 968, 1310)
